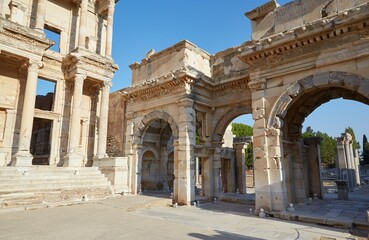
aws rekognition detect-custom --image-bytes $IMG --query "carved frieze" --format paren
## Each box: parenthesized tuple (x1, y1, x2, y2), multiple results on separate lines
(62, 50, 118, 80)
(0, 18, 53, 56)
(240, 12, 369, 69)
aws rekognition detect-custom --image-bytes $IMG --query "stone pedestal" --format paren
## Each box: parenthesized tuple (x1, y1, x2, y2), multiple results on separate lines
(335, 180, 349, 200)
(11, 152, 33, 167)
(94, 157, 129, 194)
(63, 153, 83, 167)
(0, 151, 8, 167)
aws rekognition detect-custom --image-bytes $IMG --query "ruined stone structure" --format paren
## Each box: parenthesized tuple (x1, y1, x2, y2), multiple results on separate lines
(0, 0, 119, 208)
(109, 0, 369, 212)
(336, 133, 361, 191)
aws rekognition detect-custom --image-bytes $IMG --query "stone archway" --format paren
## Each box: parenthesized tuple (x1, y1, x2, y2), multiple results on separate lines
(268, 71, 369, 131)
(209, 104, 253, 196)
(134, 111, 179, 145)
(267, 71, 369, 204)
(212, 104, 253, 142)
(130, 111, 179, 195)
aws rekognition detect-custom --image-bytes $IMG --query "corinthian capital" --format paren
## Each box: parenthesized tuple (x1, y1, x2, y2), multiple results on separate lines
(74, 73, 87, 85)
(26, 59, 44, 72)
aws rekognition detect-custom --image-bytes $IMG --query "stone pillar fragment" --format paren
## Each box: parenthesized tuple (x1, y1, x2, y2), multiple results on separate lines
(12, 60, 42, 167)
(35, 0, 47, 31)
(94, 81, 111, 160)
(63, 73, 86, 167)
(303, 137, 323, 199)
(336, 133, 356, 191)
(354, 149, 361, 186)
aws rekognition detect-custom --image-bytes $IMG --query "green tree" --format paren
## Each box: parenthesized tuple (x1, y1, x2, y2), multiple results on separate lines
(302, 127, 336, 167)
(316, 131, 336, 167)
(362, 134, 369, 165)
(231, 123, 253, 137)
(345, 127, 360, 150)
(244, 143, 253, 169)
(302, 126, 315, 138)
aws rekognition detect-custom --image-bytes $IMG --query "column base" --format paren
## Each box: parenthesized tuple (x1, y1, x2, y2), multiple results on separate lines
(0, 151, 8, 167)
(63, 153, 83, 167)
(11, 152, 33, 167)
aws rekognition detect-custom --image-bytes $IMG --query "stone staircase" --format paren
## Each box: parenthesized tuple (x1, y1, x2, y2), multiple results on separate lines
(0, 166, 113, 213)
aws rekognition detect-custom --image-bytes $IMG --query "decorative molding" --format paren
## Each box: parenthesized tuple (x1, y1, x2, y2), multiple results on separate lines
(240, 13, 369, 68)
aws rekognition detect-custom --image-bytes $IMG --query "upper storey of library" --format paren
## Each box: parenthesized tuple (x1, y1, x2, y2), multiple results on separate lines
(0, 0, 118, 57)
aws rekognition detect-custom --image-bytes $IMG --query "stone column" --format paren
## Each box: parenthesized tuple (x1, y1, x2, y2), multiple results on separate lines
(35, 0, 47, 31)
(78, 0, 88, 48)
(336, 137, 347, 171)
(343, 135, 355, 190)
(249, 79, 287, 212)
(12, 60, 42, 167)
(354, 149, 361, 186)
(131, 144, 143, 194)
(202, 156, 214, 197)
(348, 139, 360, 186)
(105, 0, 115, 57)
(195, 157, 200, 186)
(174, 98, 195, 205)
(63, 73, 86, 167)
(94, 81, 111, 160)
(303, 137, 323, 199)
(213, 146, 222, 196)
(234, 143, 246, 194)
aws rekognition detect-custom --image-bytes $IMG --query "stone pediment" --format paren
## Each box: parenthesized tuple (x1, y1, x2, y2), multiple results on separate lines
(248, 0, 367, 40)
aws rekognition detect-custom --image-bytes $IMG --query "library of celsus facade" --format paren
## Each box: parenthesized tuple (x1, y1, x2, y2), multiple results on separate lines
(108, 0, 369, 212)
(0, 0, 118, 205)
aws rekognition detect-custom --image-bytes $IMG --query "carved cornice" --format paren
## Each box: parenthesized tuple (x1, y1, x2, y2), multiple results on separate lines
(62, 49, 118, 80)
(248, 79, 266, 91)
(0, 18, 53, 55)
(121, 72, 250, 103)
(124, 77, 189, 103)
(239, 5, 369, 69)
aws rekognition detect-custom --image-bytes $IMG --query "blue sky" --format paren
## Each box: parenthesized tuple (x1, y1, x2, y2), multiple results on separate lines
(111, 0, 369, 147)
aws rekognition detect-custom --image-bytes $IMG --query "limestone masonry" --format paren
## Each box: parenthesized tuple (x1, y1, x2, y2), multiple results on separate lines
(1, 0, 369, 214)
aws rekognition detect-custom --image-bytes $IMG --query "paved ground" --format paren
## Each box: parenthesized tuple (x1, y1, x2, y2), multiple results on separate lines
(0, 194, 367, 240)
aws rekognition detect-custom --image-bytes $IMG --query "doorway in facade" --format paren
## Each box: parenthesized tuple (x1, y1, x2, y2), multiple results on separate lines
(140, 119, 174, 193)
(220, 114, 254, 195)
(30, 118, 52, 165)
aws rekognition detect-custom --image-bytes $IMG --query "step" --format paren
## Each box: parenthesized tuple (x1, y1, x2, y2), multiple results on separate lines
(0, 176, 109, 184)
(0, 183, 111, 193)
(0, 188, 113, 213)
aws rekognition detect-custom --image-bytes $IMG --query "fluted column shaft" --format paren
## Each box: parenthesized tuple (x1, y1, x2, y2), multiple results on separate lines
(12, 61, 42, 166)
(105, 0, 115, 57)
(95, 81, 111, 158)
(69, 74, 85, 153)
(78, 0, 89, 48)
